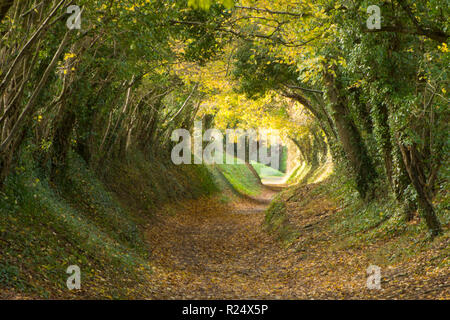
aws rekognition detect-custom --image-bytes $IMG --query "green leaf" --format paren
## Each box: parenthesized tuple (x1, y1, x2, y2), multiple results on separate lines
(221, 0, 234, 9)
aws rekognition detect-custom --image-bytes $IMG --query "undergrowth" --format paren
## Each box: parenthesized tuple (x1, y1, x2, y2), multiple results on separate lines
(0, 147, 219, 298)
(266, 170, 449, 269)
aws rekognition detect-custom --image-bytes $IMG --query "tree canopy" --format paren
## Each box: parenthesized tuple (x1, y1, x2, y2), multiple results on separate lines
(0, 0, 448, 238)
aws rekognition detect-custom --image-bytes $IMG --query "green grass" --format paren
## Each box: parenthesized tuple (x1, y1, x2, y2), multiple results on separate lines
(279, 146, 288, 173)
(216, 153, 263, 197)
(250, 161, 285, 178)
(287, 162, 311, 184)
(286, 157, 333, 185)
(264, 194, 299, 247)
(217, 164, 263, 197)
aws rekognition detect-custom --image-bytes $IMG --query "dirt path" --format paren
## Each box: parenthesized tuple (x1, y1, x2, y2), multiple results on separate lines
(143, 186, 449, 299)
(144, 187, 307, 299)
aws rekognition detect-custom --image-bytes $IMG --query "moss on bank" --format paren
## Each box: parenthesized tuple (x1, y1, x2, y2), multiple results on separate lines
(0, 148, 218, 299)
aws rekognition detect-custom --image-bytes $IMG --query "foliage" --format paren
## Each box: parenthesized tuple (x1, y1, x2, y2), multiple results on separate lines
(0, 0, 448, 299)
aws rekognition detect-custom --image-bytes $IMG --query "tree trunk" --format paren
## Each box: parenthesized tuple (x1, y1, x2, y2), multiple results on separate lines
(398, 142, 442, 237)
(372, 103, 394, 188)
(324, 70, 377, 200)
(392, 144, 417, 221)
(50, 106, 76, 180)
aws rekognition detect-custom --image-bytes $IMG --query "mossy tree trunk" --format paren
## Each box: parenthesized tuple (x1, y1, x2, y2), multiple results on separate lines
(398, 142, 442, 237)
(324, 70, 377, 200)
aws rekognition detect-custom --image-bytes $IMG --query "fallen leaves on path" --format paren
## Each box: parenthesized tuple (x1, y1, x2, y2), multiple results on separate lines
(143, 185, 449, 299)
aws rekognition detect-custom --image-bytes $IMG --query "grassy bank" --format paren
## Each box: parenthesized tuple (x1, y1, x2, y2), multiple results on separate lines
(0, 148, 218, 299)
(264, 175, 449, 297)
